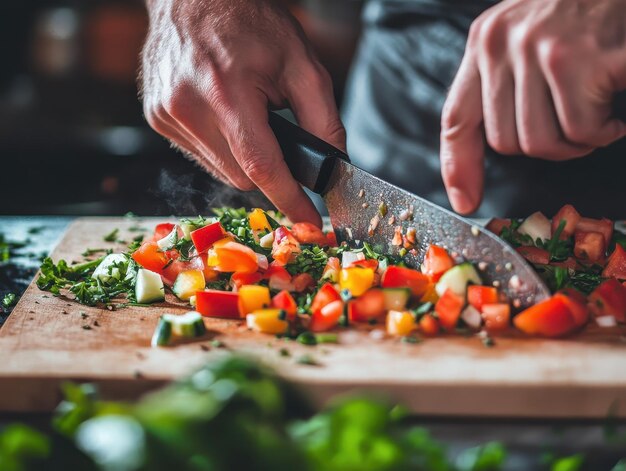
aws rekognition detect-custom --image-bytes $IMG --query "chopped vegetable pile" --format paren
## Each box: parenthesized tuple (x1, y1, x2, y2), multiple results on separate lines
(36, 206, 626, 346)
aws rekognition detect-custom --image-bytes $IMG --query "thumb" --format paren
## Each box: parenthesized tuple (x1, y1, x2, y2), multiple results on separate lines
(286, 62, 347, 153)
(440, 55, 486, 214)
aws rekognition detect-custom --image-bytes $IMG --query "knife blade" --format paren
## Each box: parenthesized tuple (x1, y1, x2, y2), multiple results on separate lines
(269, 112, 550, 309)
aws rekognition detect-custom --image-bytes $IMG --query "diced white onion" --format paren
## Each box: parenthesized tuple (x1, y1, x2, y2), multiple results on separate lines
(595, 315, 617, 328)
(259, 231, 274, 249)
(256, 253, 269, 271)
(341, 251, 365, 268)
(461, 305, 482, 329)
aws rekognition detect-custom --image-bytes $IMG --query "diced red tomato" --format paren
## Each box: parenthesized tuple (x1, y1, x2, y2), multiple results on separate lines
(321, 257, 341, 282)
(196, 290, 240, 318)
(310, 299, 344, 332)
(291, 222, 328, 246)
(516, 246, 550, 265)
(513, 295, 577, 337)
(467, 286, 499, 311)
(153, 223, 176, 241)
(230, 272, 263, 290)
(481, 303, 511, 332)
(271, 290, 298, 320)
(190, 222, 225, 254)
(210, 241, 258, 273)
(272, 226, 301, 265)
(310, 283, 341, 314)
(419, 313, 440, 336)
(435, 288, 465, 331)
(575, 217, 613, 247)
(348, 289, 386, 322)
(264, 263, 294, 291)
(555, 291, 588, 327)
(552, 204, 581, 239)
(132, 241, 170, 274)
(574, 231, 605, 263)
(292, 273, 315, 292)
(326, 231, 338, 247)
(485, 218, 511, 235)
(588, 279, 626, 322)
(381, 266, 430, 297)
(422, 245, 454, 282)
(603, 245, 626, 280)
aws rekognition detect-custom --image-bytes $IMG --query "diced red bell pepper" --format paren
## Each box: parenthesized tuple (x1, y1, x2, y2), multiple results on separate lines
(516, 246, 550, 265)
(588, 279, 626, 322)
(190, 222, 225, 254)
(310, 283, 341, 314)
(467, 285, 499, 311)
(603, 245, 626, 280)
(485, 218, 511, 235)
(381, 266, 430, 297)
(348, 289, 386, 322)
(310, 299, 344, 332)
(153, 223, 176, 242)
(513, 295, 577, 337)
(575, 217, 613, 247)
(196, 290, 240, 318)
(552, 204, 581, 239)
(290, 222, 328, 246)
(435, 288, 465, 331)
(211, 241, 258, 273)
(271, 290, 298, 320)
(132, 241, 170, 274)
(574, 231, 605, 263)
(230, 271, 263, 290)
(422, 245, 454, 282)
(419, 313, 440, 336)
(555, 290, 589, 327)
(481, 303, 511, 332)
(264, 263, 294, 291)
(348, 259, 379, 270)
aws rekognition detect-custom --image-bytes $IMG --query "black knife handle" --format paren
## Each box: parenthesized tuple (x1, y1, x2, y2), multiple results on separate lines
(268, 112, 349, 195)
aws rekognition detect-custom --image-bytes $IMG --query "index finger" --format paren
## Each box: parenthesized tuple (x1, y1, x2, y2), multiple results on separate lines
(222, 95, 322, 227)
(440, 54, 486, 214)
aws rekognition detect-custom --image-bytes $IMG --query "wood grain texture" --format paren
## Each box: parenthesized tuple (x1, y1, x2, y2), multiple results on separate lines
(1, 217, 625, 417)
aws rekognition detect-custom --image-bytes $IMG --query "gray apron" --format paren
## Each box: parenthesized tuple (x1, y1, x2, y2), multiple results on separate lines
(342, 0, 626, 218)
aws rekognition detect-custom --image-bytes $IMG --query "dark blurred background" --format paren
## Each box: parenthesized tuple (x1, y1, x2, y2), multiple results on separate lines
(0, 0, 362, 215)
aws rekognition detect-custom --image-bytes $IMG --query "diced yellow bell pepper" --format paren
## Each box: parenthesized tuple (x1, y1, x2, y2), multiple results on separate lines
(172, 269, 206, 301)
(249, 208, 272, 233)
(339, 267, 374, 297)
(238, 285, 271, 316)
(386, 310, 417, 336)
(420, 282, 439, 304)
(246, 309, 288, 334)
(207, 237, 235, 267)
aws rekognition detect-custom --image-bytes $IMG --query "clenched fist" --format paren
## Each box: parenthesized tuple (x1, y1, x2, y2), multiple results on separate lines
(141, 0, 345, 226)
(441, 0, 626, 214)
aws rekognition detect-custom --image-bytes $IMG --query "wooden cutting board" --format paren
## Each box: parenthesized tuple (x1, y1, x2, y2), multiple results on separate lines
(1, 217, 625, 417)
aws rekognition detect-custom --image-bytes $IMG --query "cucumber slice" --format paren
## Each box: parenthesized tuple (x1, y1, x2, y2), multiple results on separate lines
(435, 263, 481, 297)
(171, 311, 206, 337)
(135, 269, 165, 304)
(180, 223, 196, 241)
(382, 288, 411, 310)
(518, 211, 551, 242)
(92, 253, 131, 284)
(172, 270, 205, 301)
(156, 226, 178, 251)
(151, 316, 173, 347)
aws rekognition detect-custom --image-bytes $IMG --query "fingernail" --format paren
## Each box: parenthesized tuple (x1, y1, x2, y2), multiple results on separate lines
(448, 187, 474, 214)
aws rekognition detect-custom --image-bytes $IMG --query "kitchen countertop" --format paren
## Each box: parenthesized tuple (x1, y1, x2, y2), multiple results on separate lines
(0, 216, 624, 470)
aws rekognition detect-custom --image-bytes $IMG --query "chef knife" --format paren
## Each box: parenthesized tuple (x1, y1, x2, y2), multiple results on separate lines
(268, 112, 550, 309)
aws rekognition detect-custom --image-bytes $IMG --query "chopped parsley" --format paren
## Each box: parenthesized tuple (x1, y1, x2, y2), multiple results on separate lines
(103, 228, 120, 242)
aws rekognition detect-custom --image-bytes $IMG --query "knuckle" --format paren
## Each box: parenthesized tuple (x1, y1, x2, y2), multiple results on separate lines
(538, 38, 570, 77)
(510, 25, 537, 58)
(231, 177, 256, 192)
(477, 15, 505, 59)
(240, 155, 276, 187)
(486, 133, 519, 155)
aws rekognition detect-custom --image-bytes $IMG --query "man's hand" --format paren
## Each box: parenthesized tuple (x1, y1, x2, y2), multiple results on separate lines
(440, 0, 626, 214)
(141, 0, 345, 226)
